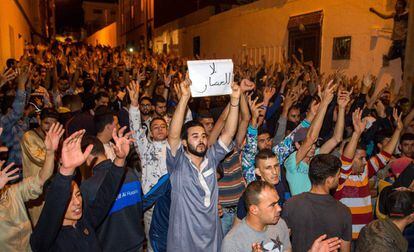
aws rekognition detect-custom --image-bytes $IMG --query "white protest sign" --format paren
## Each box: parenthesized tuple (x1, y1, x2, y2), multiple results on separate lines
(187, 59, 233, 97)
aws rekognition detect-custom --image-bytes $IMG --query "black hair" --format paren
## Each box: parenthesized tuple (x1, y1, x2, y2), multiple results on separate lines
(150, 117, 167, 128)
(197, 112, 214, 121)
(309, 154, 342, 185)
(81, 135, 105, 156)
(397, 0, 407, 9)
(255, 149, 277, 167)
(40, 108, 59, 121)
(62, 94, 82, 109)
(139, 96, 152, 105)
(94, 108, 115, 133)
(6, 58, 16, 68)
(152, 95, 167, 105)
(94, 91, 109, 102)
(180, 120, 205, 140)
(258, 126, 272, 137)
(375, 130, 393, 145)
(401, 133, 414, 144)
(385, 190, 414, 219)
(243, 180, 275, 211)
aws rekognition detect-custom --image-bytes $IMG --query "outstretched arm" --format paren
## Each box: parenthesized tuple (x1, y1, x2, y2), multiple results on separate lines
(320, 89, 350, 154)
(219, 83, 241, 147)
(369, 7, 394, 19)
(296, 82, 336, 164)
(168, 79, 191, 156)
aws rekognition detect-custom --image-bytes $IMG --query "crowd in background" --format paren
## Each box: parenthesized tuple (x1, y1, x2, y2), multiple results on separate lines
(0, 23, 413, 252)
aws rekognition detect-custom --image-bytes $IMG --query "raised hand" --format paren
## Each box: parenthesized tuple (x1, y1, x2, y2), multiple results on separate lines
(16, 65, 33, 90)
(179, 77, 191, 99)
(337, 88, 352, 109)
(321, 80, 337, 106)
(60, 130, 93, 176)
(363, 74, 373, 87)
(164, 74, 172, 88)
(0, 68, 17, 87)
(230, 82, 241, 100)
(263, 86, 276, 103)
(240, 78, 255, 93)
(309, 234, 341, 252)
(44, 123, 65, 152)
(393, 108, 403, 131)
(248, 95, 264, 127)
(112, 126, 135, 160)
(352, 108, 367, 135)
(127, 80, 140, 107)
(374, 100, 386, 118)
(0, 162, 19, 189)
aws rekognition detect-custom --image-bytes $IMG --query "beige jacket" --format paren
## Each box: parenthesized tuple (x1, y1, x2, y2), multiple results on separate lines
(0, 176, 43, 251)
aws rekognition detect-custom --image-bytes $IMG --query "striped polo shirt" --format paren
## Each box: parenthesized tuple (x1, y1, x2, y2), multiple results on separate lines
(218, 150, 246, 208)
(335, 151, 391, 239)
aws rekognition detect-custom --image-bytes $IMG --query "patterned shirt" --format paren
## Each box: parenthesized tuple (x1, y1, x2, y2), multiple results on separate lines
(129, 106, 167, 194)
(242, 119, 311, 184)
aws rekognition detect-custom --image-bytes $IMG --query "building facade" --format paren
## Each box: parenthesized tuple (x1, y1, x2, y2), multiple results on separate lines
(153, 0, 404, 85)
(0, 0, 54, 68)
(83, 0, 118, 36)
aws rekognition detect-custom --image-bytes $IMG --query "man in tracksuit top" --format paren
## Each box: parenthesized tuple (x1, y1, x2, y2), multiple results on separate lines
(30, 129, 132, 251)
(80, 133, 145, 252)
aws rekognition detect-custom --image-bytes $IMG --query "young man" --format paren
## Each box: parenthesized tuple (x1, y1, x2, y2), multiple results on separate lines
(166, 79, 240, 251)
(21, 108, 59, 225)
(0, 124, 63, 251)
(128, 80, 169, 251)
(152, 95, 168, 119)
(335, 108, 402, 240)
(284, 85, 349, 195)
(80, 132, 145, 252)
(399, 133, 414, 158)
(198, 113, 215, 136)
(30, 128, 132, 251)
(357, 190, 414, 251)
(236, 150, 284, 221)
(223, 181, 291, 252)
(95, 108, 120, 161)
(224, 181, 342, 252)
(370, 0, 409, 71)
(282, 154, 352, 252)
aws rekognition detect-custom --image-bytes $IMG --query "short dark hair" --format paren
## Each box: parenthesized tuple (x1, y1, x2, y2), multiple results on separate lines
(94, 108, 115, 133)
(309, 154, 342, 185)
(385, 190, 414, 219)
(81, 135, 105, 156)
(375, 130, 393, 145)
(401, 133, 414, 144)
(150, 117, 167, 128)
(255, 149, 277, 167)
(94, 91, 109, 102)
(244, 180, 275, 212)
(40, 108, 59, 121)
(139, 96, 152, 105)
(197, 112, 214, 121)
(258, 126, 272, 137)
(180, 120, 205, 140)
(62, 94, 82, 109)
(397, 0, 407, 8)
(152, 95, 166, 106)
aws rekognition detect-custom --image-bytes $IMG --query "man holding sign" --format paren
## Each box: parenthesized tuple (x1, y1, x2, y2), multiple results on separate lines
(166, 74, 240, 251)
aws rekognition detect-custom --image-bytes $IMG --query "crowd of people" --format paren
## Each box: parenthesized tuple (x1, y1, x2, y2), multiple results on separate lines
(0, 28, 413, 252)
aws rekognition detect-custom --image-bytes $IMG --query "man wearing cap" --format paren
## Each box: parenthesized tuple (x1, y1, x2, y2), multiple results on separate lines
(357, 190, 414, 251)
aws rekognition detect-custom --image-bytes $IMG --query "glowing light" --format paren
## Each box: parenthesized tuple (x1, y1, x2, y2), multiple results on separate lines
(129, 48, 134, 52)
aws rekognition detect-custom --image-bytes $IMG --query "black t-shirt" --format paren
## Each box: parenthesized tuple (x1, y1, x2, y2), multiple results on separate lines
(281, 192, 352, 252)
